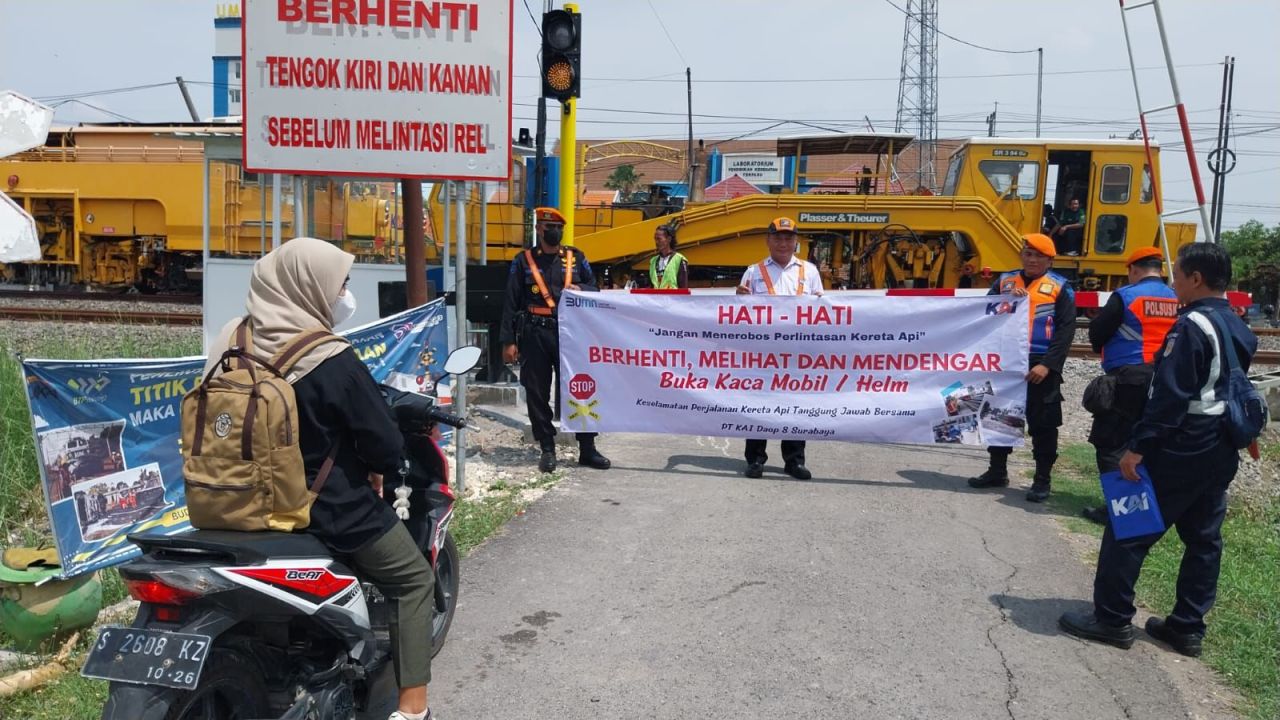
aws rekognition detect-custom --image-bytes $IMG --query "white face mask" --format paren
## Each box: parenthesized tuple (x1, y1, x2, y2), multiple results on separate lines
(331, 290, 357, 326)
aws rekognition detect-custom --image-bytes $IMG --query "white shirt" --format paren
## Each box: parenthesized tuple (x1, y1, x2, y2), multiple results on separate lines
(739, 256, 825, 296)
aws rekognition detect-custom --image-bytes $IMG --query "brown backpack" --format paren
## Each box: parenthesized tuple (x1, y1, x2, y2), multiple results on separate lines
(180, 322, 343, 532)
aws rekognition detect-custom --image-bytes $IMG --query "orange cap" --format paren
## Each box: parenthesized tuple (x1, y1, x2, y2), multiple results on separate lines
(768, 216, 799, 234)
(534, 206, 567, 224)
(1127, 247, 1164, 265)
(1022, 233, 1056, 258)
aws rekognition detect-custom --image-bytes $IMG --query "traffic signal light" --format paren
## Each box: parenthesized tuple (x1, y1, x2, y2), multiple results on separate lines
(541, 9, 580, 102)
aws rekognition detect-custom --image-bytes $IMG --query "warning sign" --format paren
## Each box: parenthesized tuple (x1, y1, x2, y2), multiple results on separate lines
(243, 0, 513, 180)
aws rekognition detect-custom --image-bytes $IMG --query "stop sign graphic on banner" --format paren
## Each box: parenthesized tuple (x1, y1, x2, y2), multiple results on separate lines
(569, 374, 596, 400)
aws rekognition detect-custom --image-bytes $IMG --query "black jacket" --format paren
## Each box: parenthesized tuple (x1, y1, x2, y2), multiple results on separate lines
(1129, 298, 1258, 457)
(293, 349, 403, 553)
(499, 245, 596, 345)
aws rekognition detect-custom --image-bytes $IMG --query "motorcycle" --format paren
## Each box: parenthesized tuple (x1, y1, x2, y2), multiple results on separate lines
(85, 346, 483, 720)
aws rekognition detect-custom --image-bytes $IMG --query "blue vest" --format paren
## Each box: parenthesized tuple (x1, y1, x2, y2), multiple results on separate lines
(997, 270, 1071, 356)
(1101, 279, 1179, 371)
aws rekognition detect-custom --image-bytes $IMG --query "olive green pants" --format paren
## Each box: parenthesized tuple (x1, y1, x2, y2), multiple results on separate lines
(351, 522, 433, 687)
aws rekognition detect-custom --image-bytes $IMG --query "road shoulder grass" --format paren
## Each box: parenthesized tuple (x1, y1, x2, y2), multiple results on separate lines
(1048, 443, 1279, 720)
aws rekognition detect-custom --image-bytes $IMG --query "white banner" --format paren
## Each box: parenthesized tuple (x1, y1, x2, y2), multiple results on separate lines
(559, 292, 1031, 447)
(243, 0, 512, 180)
(722, 153, 784, 185)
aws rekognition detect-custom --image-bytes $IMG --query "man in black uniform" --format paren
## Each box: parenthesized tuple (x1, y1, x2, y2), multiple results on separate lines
(1080, 247, 1178, 524)
(1060, 243, 1257, 657)
(499, 207, 611, 474)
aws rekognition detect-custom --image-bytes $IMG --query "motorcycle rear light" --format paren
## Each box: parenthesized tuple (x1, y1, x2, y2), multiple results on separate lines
(153, 605, 184, 623)
(126, 579, 199, 605)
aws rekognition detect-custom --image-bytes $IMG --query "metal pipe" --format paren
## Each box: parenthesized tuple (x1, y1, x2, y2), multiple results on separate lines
(479, 181, 488, 265)
(454, 182, 468, 494)
(259, 173, 266, 254)
(402, 179, 427, 306)
(1151, 0, 1214, 243)
(1035, 49, 1043, 138)
(442, 181, 452, 291)
(271, 174, 282, 249)
(201, 154, 210, 269)
(559, 98, 577, 245)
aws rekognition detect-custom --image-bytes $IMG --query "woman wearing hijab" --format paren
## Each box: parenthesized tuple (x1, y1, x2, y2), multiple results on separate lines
(205, 237, 433, 720)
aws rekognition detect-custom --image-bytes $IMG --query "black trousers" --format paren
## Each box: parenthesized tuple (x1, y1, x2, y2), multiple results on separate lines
(519, 321, 596, 450)
(989, 361, 1062, 476)
(744, 439, 806, 467)
(1088, 366, 1153, 474)
(1092, 444, 1237, 634)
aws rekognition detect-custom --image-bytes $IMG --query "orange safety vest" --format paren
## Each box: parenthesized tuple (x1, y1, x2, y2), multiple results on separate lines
(1101, 279, 1179, 370)
(997, 270, 1071, 355)
(524, 249, 575, 317)
(758, 260, 806, 296)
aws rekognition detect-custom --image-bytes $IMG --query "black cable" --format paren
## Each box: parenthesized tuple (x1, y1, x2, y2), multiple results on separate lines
(881, 0, 1039, 55)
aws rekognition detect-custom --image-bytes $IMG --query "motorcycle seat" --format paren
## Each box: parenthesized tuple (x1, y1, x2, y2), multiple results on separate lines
(128, 530, 330, 565)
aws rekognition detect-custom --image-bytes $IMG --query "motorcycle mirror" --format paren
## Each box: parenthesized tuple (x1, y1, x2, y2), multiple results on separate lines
(443, 345, 483, 375)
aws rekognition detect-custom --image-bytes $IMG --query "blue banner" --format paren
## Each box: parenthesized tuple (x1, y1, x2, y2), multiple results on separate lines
(21, 300, 449, 578)
(1100, 465, 1166, 540)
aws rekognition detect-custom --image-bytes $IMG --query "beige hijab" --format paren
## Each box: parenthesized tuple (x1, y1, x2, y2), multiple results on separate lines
(204, 237, 354, 381)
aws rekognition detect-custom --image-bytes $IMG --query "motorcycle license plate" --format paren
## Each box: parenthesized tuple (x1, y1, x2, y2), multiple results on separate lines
(81, 627, 211, 690)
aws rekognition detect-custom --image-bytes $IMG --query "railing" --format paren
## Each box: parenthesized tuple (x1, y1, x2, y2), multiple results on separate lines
(10, 146, 204, 163)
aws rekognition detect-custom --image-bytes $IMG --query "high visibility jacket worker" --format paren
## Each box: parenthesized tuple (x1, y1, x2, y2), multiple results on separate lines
(970, 233, 1075, 503)
(1091, 252, 1179, 371)
(994, 269, 1073, 356)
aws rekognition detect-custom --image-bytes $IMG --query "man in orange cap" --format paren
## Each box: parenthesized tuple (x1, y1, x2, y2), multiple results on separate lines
(499, 207, 611, 473)
(969, 233, 1075, 502)
(737, 217, 824, 480)
(1078, 246, 1177, 524)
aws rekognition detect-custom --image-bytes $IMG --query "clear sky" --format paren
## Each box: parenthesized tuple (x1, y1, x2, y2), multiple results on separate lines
(2, 0, 1276, 231)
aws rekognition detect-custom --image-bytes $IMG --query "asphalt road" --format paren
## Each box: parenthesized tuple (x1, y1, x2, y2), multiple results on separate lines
(427, 432, 1236, 720)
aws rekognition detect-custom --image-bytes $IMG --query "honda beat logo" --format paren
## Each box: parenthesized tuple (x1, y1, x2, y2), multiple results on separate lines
(986, 300, 1019, 316)
(284, 569, 326, 581)
(1110, 492, 1152, 516)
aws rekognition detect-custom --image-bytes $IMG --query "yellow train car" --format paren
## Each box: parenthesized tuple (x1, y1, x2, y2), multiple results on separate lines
(0, 124, 403, 289)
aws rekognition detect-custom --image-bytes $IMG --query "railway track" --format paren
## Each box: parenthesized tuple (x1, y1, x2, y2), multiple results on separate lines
(0, 307, 202, 326)
(1069, 343, 1280, 365)
(0, 290, 201, 304)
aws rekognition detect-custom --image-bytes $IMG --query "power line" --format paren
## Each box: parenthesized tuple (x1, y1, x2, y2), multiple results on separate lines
(882, 0, 1038, 54)
(513, 62, 1221, 85)
(520, 0, 542, 38)
(644, 0, 687, 66)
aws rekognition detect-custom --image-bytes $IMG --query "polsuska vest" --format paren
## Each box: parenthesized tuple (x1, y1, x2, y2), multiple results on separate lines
(1102, 279, 1178, 371)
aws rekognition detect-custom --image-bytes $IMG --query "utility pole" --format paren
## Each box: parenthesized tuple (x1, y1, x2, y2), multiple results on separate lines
(1035, 49, 1043, 137)
(402, 179, 426, 306)
(686, 67, 694, 193)
(1208, 56, 1237, 243)
(987, 102, 998, 137)
(176, 76, 200, 122)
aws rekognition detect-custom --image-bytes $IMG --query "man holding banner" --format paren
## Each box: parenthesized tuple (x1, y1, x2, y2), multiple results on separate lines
(969, 233, 1075, 502)
(736, 217, 824, 480)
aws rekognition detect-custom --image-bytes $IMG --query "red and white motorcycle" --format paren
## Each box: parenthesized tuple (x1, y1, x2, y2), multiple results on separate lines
(86, 346, 482, 720)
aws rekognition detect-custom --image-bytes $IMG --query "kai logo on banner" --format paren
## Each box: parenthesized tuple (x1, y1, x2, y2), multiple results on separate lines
(68, 374, 110, 394)
(986, 300, 1019, 316)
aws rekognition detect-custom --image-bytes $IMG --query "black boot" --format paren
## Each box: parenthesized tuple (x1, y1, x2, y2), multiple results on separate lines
(578, 439, 611, 470)
(969, 449, 1009, 488)
(537, 446, 557, 473)
(1059, 611, 1135, 649)
(1026, 457, 1055, 502)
